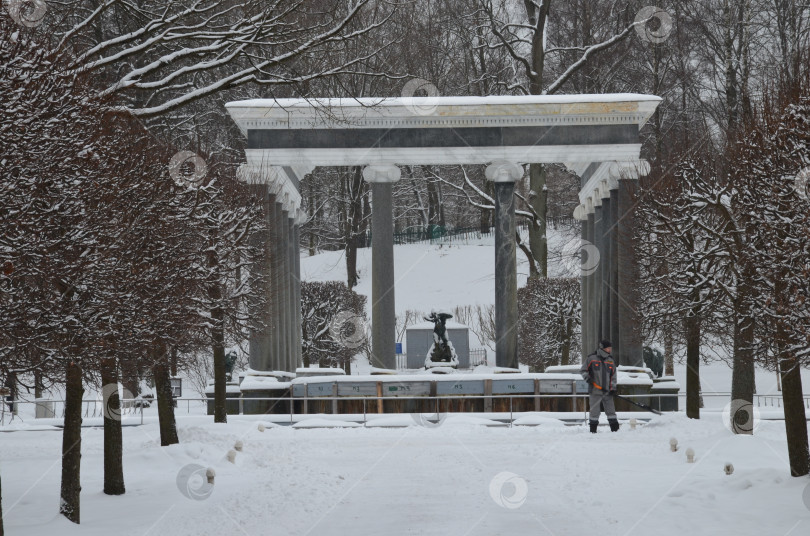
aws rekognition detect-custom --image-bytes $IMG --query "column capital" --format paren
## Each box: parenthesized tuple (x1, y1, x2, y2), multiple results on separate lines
(599, 180, 612, 199)
(238, 164, 302, 212)
(578, 160, 648, 207)
(363, 165, 401, 183)
(485, 161, 524, 183)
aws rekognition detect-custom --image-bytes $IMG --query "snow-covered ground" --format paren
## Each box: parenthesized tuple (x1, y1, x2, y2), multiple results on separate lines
(3, 231, 810, 535)
(2, 414, 809, 535)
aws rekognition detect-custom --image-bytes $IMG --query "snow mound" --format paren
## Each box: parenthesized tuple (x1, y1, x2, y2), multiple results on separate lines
(440, 415, 507, 427)
(364, 415, 414, 428)
(292, 418, 362, 429)
(511, 413, 566, 427)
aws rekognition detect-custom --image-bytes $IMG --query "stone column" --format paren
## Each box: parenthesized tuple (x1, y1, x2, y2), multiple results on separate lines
(574, 203, 592, 362)
(287, 214, 298, 372)
(485, 162, 523, 370)
(583, 211, 597, 360)
(579, 213, 589, 362)
(248, 184, 272, 371)
(363, 165, 402, 370)
(618, 179, 643, 366)
(588, 210, 600, 355)
(592, 200, 603, 342)
(293, 211, 305, 369)
(610, 188, 620, 358)
(275, 201, 288, 371)
(600, 188, 611, 344)
(267, 195, 281, 371)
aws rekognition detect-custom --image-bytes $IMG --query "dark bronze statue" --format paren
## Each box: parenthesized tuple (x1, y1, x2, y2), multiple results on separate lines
(424, 311, 456, 365)
(225, 350, 237, 381)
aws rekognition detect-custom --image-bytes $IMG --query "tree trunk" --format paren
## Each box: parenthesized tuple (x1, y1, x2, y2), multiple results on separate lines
(480, 180, 494, 234)
(664, 326, 674, 376)
(346, 239, 358, 290)
(779, 352, 810, 476)
(346, 167, 364, 290)
(120, 357, 140, 398)
(723, 0, 739, 132)
(652, 40, 663, 160)
(59, 361, 83, 523)
(526, 2, 549, 277)
(528, 163, 547, 278)
(480, 204, 490, 234)
(212, 303, 227, 424)
(100, 357, 125, 495)
(776, 362, 782, 392)
(423, 169, 446, 231)
(1, 462, 5, 536)
(308, 185, 317, 256)
(170, 346, 178, 378)
(207, 223, 227, 424)
(516, 232, 538, 277)
(4, 372, 16, 417)
(153, 353, 179, 446)
(685, 309, 701, 419)
(730, 309, 755, 434)
(561, 317, 572, 366)
(34, 363, 43, 399)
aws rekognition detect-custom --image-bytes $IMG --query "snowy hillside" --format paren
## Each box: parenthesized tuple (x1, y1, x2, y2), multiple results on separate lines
(301, 227, 581, 315)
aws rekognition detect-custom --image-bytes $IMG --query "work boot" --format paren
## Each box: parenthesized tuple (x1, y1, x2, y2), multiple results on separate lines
(589, 420, 598, 434)
(608, 419, 620, 432)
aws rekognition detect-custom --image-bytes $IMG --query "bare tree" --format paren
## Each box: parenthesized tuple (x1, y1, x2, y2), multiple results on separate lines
(38, 0, 396, 117)
(477, 0, 646, 277)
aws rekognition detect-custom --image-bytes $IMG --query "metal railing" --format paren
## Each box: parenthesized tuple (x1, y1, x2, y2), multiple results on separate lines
(469, 348, 488, 367)
(359, 219, 577, 249)
(3, 391, 809, 429)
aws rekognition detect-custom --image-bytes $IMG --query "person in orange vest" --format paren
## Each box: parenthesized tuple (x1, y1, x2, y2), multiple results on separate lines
(580, 339, 619, 433)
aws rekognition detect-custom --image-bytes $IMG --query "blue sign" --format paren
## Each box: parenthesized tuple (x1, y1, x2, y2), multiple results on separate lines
(395, 342, 403, 354)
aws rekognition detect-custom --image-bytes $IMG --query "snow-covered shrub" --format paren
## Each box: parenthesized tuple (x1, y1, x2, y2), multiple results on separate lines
(300, 281, 367, 371)
(517, 278, 581, 371)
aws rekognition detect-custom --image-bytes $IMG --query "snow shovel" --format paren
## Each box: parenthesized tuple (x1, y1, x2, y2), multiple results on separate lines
(614, 394, 662, 415)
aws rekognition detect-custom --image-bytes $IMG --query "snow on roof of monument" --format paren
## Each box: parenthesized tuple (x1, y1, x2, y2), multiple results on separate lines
(226, 94, 662, 109)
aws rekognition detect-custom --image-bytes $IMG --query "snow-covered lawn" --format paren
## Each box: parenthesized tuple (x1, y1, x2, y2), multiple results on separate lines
(2, 414, 809, 535)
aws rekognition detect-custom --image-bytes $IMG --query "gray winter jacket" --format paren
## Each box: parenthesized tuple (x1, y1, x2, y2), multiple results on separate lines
(580, 349, 617, 393)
